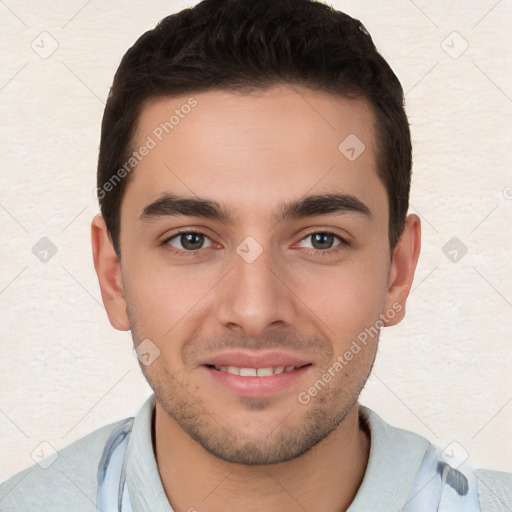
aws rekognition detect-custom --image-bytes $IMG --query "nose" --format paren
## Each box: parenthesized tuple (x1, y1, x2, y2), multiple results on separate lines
(215, 240, 298, 338)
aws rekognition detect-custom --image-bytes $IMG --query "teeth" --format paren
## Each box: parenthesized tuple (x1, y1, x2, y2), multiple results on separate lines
(239, 368, 257, 377)
(256, 367, 274, 377)
(212, 365, 297, 376)
(227, 366, 239, 375)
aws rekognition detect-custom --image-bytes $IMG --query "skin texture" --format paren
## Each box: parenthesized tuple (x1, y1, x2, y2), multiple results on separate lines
(92, 84, 421, 511)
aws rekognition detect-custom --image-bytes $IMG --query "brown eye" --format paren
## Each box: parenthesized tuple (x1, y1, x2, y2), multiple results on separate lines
(311, 233, 336, 250)
(166, 232, 212, 251)
(298, 232, 344, 251)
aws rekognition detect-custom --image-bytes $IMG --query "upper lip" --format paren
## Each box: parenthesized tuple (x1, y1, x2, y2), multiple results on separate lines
(200, 350, 312, 369)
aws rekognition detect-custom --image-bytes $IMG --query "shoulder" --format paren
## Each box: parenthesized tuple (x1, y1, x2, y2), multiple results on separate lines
(358, 405, 512, 511)
(0, 417, 133, 512)
(475, 468, 512, 511)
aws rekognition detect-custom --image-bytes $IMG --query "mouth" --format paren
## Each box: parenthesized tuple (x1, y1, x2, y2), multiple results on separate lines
(199, 351, 314, 397)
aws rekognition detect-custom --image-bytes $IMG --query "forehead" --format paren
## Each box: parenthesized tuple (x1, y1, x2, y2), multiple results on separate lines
(124, 85, 387, 225)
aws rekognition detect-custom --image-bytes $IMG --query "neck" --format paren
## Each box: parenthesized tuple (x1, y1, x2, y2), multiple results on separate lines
(153, 401, 370, 512)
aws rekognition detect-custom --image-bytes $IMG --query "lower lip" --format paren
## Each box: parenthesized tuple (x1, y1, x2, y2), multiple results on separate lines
(202, 365, 312, 397)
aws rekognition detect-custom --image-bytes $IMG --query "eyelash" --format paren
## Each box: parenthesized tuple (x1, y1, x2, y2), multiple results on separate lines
(161, 230, 214, 258)
(160, 229, 349, 258)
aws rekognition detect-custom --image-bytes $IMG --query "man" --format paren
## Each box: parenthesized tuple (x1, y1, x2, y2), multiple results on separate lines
(1, 0, 510, 510)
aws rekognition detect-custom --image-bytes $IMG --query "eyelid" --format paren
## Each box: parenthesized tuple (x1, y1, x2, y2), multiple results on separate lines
(295, 230, 349, 251)
(161, 229, 215, 248)
(160, 227, 351, 255)
(298, 227, 351, 244)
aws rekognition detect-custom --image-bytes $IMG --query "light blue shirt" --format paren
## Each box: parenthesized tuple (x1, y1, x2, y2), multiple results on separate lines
(1, 394, 510, 511)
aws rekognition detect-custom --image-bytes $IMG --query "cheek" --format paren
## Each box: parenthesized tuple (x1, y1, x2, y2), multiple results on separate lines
(124, 261, 216, 339)
(293, 252, 389, 342)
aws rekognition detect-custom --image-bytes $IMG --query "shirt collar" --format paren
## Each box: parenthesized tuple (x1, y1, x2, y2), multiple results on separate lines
(348, 404, 431, 511)
(125, 394, 174, 512)
(125, 395, 430, 511)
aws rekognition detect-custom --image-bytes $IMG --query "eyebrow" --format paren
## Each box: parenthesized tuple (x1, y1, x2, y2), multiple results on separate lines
(139, 192, 373, 224)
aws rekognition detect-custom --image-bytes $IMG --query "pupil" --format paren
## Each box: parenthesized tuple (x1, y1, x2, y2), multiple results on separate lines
(179, 233, 334, 251)
(182, 233, 203, 250)
(312, 233, 333, 250)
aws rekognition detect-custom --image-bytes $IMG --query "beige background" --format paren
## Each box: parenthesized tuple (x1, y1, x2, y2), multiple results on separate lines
(0, 0, 511, 481)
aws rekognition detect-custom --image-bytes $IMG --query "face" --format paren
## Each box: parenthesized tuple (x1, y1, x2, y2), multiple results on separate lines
(94, 85, 418, 465)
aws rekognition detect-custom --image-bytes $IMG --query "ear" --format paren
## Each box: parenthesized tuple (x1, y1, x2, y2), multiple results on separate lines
(91, 214, 130, 331)
(383, 214, 421, 326)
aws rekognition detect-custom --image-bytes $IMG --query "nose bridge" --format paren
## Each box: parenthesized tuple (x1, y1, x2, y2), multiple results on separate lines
(215, 237, 297, 335)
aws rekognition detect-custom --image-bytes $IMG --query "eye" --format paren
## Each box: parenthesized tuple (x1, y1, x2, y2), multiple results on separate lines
(297, 231, 346, 252)
(164, 231, 213, 252)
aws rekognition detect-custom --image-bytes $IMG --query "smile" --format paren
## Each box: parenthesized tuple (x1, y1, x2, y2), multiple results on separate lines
(203, 361, 313, 397)
(209, 365, 300, 377)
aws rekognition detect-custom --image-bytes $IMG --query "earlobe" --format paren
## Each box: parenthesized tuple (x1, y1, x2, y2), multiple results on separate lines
(383, 214, 421, 327)
(91, 215, 130, 331)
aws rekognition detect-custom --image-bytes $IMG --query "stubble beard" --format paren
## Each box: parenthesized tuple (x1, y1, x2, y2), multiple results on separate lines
(127, 303, 377, 466)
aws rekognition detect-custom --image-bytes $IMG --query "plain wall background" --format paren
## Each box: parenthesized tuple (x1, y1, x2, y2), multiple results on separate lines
(0, 0, 511, 482)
